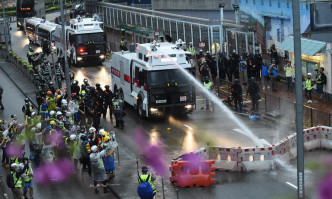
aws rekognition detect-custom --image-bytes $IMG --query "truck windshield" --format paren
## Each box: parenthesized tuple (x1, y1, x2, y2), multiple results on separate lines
(76, 32, 104, 43)
(148, 69, 191, 86)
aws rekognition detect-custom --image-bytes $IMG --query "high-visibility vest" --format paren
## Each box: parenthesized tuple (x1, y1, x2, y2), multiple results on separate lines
(40, 104, 49, 114)
(27, 51, 34, 56)
(86, 142, 91, 153)
(11, 171, 22, 188)
(317, 74, 322, 84)
(188, 46, 195, 55)
(28, 65, 33, 71)
(10, 157, 19, 165)
(120, 40, 126, 46)
(24, 168, 32, 182)
(285, 66, 293, 77)
(204, 81, 212, 90)
(305, 79, 312, 90)
(139, 174, 156, 194)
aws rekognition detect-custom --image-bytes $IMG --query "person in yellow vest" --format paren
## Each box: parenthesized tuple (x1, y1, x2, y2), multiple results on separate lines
(119, 37, 128, 51)
(203, 77, 214, 111)
(46, 91, 56, 111)
(304, 73, 315, 104)
(188, 42, 195, 56)
(284, 61, 294, 91)
(10, 163, 28, 199)
(22, 158, 34, 199)
(138, 166, 157, 197)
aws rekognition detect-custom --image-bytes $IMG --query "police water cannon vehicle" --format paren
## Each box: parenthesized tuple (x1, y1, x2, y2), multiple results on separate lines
(54, 15, 106, 66)
(111, 40, 196, 118)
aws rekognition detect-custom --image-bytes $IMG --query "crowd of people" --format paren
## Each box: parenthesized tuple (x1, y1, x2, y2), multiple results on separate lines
(190, 44, 327, 112)
(0, 76, 131, 198)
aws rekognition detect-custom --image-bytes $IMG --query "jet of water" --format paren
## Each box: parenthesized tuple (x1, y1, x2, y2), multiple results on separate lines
(163, 55, 262, 146)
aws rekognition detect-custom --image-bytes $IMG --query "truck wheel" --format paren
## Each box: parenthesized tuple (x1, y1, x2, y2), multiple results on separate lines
(138, 100, 144, 118)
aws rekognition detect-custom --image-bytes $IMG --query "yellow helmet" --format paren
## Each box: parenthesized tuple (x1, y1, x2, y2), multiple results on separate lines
(50, 121, 56, 125)
(57, 95, 62, 100)
(103, 136, 110, 142)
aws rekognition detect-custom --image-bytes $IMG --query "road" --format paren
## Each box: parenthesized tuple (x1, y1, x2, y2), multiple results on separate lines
(1, 12, 328, 199)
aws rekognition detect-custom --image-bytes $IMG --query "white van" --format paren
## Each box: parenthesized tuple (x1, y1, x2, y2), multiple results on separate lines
(36, 21, 58, 51)
(25, 17, 44, 44)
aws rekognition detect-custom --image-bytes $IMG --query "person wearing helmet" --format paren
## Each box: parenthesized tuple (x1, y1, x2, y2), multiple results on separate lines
(22, 98, 34, 118)
(71, 80, 80, 96)
(305, 73, 315, 104)
(48, 81, 56, 94)
(27, 47, 34, 66)
(200, 60, 212, 83)
(112, 93, 125, 129)
(89, 145, 111, 194)
(83, 78, 89, 86)
(203, 76, 214, 111)
(46, 90, 57, 112)
(49, 110, 56, 121)
(80, 132, 95, 178)
(68, 134, 80, 170)
(39, 98, 50, 120)
(246, 76, 260, 112)
(138, 165, 157, 197)
(103, 85, 113, 120)
(68, 93, 80, 124)
(64, 111, 73, 125)
(9, 162, 28, 198)
(22, 157, 34, 199)
(79, 84, 87, 99)
(231, 79, 243, 112)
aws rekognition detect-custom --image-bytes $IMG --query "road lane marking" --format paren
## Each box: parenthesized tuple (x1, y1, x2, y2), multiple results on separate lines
(260, 139, 272, 147)
(286, 182, 298, 189)
(232, 128, 247, 136)
(184, 124, 193, 130)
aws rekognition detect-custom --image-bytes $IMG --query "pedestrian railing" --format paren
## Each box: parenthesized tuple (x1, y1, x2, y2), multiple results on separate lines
(216, 78, 332, 128)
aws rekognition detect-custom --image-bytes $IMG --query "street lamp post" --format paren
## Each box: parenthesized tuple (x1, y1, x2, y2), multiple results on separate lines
(60, 0, 71, 100)
(216, 2, 225, 96)
(292, 0, 304, 198)
(1, 0, 9, 59)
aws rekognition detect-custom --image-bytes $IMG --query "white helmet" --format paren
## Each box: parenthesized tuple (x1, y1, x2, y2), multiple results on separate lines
(69, 134, 76, 141)
(36, 123, 42, 130)
(66, 112, 71, 117)
(307, 73, 312, 76)
(89, 127, 96, 133)
(99, 129, 105, 134)
(31, 127, 36, 133)
(91, 145, 98, 153)
(31, 112, 37, 117)
(50, 111, 55, 116)
(56, 111, 62, 116)
(11, 163, 18, 168)
(61, 99, 67, 105)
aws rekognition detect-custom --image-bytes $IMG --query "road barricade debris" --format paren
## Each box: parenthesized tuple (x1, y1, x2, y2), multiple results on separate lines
(170, 126, 332, 186)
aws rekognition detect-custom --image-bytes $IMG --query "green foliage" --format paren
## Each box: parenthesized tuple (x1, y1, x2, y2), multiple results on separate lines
(5, 10, 16, 16)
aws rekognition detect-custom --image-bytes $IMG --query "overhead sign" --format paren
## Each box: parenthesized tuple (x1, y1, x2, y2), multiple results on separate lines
(154, 30, 160, 38)
(199, 41, 206, 48)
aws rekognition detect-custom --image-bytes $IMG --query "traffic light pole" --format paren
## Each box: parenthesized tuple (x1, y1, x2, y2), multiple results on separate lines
(292, 0, 304, 198)
(60, 0, 71, 100)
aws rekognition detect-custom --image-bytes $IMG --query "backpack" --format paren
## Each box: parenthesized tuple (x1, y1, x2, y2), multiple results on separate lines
(103, 156, 115, 171)
(6, 173, 18, 188)
(137, 175, 154, 199)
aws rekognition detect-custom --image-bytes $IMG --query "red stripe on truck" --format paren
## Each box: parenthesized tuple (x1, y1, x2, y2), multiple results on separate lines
(111, 67, 121, 77)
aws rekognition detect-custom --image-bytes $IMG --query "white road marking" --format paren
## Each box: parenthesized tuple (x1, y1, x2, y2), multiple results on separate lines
(184, 124, 193, 130)
(232, 128, 247, 136)
(4, 193, 8, 198)
(260, 139, 272, 147)
(286, 182, 298, 189)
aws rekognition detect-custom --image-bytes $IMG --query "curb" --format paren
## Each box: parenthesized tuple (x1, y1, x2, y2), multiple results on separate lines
(0, 63, 38, 109)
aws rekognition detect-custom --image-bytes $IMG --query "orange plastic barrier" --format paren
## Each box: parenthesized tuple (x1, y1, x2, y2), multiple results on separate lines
(169, 160, 216, 187)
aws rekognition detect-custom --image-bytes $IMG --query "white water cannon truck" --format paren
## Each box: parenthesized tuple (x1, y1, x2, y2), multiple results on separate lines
(111, 40, 196, 118)
(54, 15, 106, 65)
